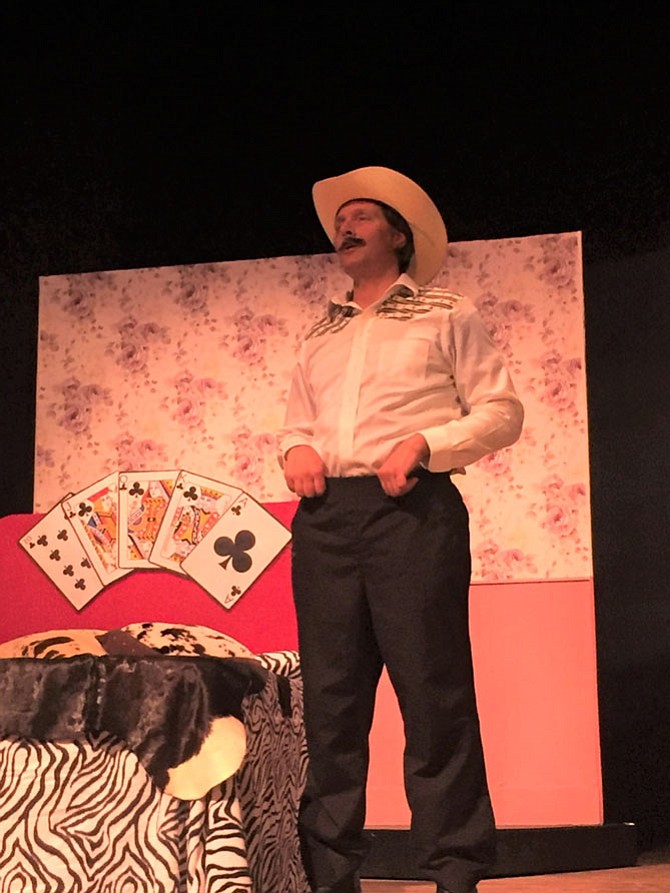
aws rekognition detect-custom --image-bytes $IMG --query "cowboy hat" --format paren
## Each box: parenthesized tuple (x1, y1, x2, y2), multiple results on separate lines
(312, 166, 448, 285)
(165, 715, 247, 800)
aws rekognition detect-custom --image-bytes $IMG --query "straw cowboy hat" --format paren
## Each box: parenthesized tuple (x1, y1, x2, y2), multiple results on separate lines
(166, 715, 247, 800)
(312, 166, 448, 285)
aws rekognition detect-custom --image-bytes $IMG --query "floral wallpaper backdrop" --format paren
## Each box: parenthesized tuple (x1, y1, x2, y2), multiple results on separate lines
(35, 232, 591, 582)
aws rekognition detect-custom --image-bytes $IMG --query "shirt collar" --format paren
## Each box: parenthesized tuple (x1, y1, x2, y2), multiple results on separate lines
(328, 274, 419, 319)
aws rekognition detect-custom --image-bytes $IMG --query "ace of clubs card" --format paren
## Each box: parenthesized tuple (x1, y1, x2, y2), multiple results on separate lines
(19, 500, 105, 609)
(181, 493, 291, 609)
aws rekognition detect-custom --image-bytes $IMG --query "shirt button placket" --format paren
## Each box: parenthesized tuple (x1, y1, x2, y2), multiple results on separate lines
(337, 315, 372, 466)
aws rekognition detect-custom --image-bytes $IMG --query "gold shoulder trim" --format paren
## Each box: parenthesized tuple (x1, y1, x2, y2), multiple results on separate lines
(377, 287, 463, 320)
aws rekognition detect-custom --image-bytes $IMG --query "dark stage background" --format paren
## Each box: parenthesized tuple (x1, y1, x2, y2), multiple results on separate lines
(2, 7, 669, 851)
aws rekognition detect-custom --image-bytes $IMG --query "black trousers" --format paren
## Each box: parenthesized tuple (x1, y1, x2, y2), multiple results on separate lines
(291, 472, 496, 893)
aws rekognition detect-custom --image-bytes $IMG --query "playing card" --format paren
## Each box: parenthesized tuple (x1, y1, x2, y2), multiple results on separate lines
(117, 470, 179, 569)
(149, 470, 243, 575)
(19, 499, 105, 609)
(181, 492, 291, 609)
(61, 472, 132, 586)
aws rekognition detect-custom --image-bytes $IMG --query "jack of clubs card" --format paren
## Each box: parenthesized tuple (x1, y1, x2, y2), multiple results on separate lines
(150, 471, 242, 575)
(61, 472, 131, 585)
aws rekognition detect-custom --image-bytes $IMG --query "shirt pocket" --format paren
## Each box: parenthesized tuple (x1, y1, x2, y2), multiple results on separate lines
(376, 335, 431, 384)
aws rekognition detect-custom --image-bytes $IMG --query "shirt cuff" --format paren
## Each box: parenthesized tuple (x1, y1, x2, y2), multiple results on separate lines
(276, 435, 313, 468)
(418, 425, 462, 473)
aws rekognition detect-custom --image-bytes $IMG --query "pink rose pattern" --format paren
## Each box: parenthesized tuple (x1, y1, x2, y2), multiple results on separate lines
(161, 371, 225, 432)
(109, 316, 171, 373)
(473, 293, 536, 362)
(35, 233, 591, 581)
(473, 539, 539, 582)
(45, 376, 113, 436)
(112, 433, 170, 471)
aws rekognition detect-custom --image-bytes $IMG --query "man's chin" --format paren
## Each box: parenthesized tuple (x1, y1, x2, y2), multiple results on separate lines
(337, 250, 359, 270)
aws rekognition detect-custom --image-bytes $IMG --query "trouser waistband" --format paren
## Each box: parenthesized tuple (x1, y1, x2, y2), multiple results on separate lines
(323, 467, 451, 489)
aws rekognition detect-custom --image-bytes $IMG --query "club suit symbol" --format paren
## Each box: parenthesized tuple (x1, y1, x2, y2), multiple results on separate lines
(214, 530, 256, 573)
(129, 482, 145, 496)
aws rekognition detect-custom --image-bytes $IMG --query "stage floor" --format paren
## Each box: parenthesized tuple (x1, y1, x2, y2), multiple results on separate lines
(363, 860, 670, 893)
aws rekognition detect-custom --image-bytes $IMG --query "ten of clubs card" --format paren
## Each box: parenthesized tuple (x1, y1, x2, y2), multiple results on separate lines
(19, 499, 105, 610)
(181, 493, 291, 609)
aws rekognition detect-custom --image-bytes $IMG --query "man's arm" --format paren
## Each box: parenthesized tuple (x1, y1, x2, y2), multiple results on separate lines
(418, 299, 524, 472)
(278, 356, 327, 497)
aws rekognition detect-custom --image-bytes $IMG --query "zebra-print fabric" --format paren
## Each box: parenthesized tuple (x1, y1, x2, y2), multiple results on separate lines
(256, 650, 302, 680)
(0, 733, 256, 892)
(0, 646, 307, 892)
(0, 733, 188, 892)
(240, 653, 309, 893)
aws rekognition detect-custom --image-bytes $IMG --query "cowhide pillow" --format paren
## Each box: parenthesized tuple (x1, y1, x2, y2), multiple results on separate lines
(0, 623, 254, 660)
(0, 629, 108, 659)
(119, 622, 255, 659)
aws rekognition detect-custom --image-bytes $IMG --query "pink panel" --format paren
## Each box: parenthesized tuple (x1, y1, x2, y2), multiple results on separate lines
(1, 511, 601, 827)
(367, 580, 603, 827)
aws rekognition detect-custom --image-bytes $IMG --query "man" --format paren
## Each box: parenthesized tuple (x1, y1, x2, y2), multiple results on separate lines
(279, 166, 524, 893)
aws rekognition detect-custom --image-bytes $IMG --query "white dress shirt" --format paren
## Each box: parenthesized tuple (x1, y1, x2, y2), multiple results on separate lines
(278, 274, 524, 477)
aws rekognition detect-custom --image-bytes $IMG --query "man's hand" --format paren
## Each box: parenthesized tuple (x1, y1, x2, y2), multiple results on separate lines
(376, 434, 430, 497)
(283, 445, 327, 497)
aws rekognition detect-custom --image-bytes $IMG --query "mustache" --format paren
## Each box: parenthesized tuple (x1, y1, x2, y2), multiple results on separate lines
(337, 235, 365, 251)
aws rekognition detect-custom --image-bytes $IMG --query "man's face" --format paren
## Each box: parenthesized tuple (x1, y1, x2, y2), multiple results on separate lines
(333, 200, 406, 277)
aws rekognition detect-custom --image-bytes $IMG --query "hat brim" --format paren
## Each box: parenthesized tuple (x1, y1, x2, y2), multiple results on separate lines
(312, 166, 448, 285)
(165, 715, 246, 800)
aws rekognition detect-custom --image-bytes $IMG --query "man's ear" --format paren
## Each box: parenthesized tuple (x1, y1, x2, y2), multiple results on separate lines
(392, 229, 407, 249)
